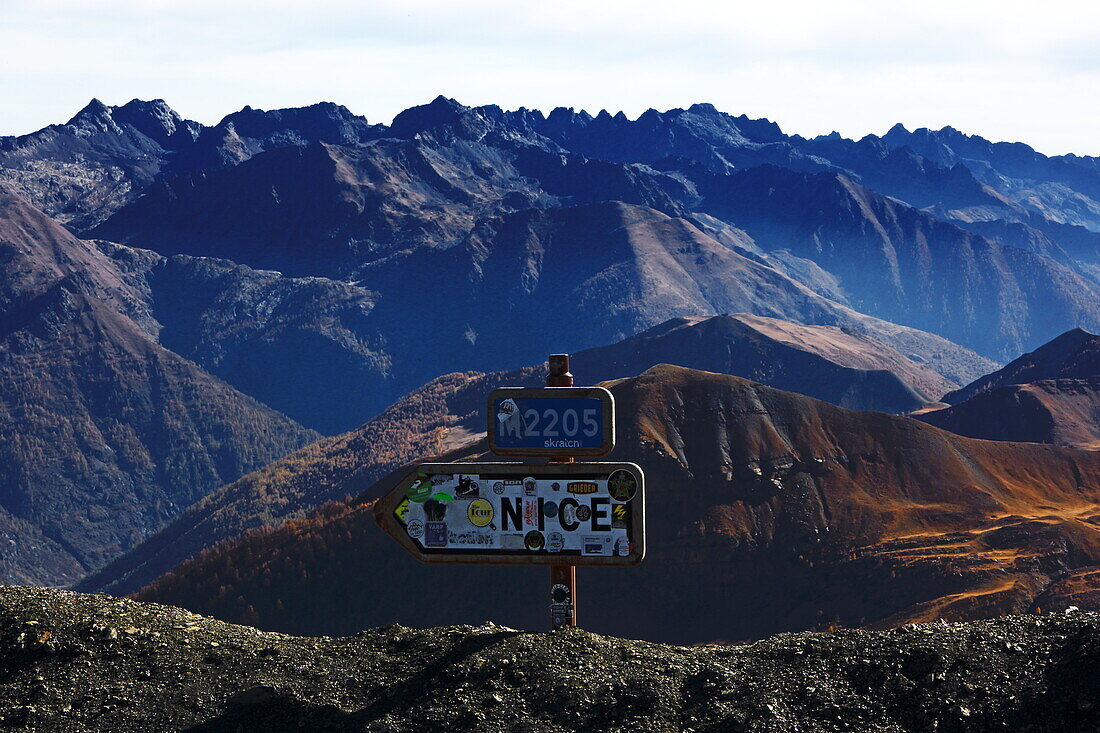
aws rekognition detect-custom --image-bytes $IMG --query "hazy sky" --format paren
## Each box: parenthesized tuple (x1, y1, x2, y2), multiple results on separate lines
(2, 0, 1097, 155)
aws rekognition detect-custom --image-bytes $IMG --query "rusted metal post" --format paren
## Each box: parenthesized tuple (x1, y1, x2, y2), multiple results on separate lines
(548, 354, 577, 630)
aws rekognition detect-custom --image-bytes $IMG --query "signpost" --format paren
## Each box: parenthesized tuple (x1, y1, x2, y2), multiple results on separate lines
(374, 353, 644, 630)
(373, 462, 645, 565)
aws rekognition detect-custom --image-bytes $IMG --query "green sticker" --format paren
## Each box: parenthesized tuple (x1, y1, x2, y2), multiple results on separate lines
(406, 476, 433, 503)
(431, 492, 454, 502)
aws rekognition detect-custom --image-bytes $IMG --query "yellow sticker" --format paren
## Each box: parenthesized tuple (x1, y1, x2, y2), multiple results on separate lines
(394, 498, 411, 524)
(567, 481, 598, 495)
(467, 498, 494, 527)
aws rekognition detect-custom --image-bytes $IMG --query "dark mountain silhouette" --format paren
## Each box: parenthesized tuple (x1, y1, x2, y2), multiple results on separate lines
(913, 328, 1100, 448)
(81, 313, 956, 595)
(798, 133, 1017, 212)
(0, 99, 199, 229)
(512, 101, 1100, 260)
(133, 365, 1100, 644)
(944, 327, 1100, 404)
(0, 193, 318, 584)
(916, 378, 1100, 449)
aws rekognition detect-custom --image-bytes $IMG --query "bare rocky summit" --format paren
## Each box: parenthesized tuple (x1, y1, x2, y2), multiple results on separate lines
(0, 585, 1098, 732)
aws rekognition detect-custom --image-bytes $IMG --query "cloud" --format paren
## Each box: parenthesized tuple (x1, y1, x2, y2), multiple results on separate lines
(0, 0, 1097, 154)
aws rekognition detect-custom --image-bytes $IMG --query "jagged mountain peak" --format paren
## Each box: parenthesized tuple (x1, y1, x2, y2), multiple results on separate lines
(388, 95, 484, 139)
(545, 106, 593, 124)
(687, 101, 719, 115)
(213, 101, 374, 138)
(169, 101, 383, 173)
(66, 98, 111, 124)
(63, 97, 191, 142)
(111, 98, 194, 146)
(881, 122, 913, 145)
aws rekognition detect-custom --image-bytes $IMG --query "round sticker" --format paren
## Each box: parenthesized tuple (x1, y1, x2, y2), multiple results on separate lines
(406, 519, 424, 539)
(543, 501, 558, 518)
(525, 530, 545, 551)
(608, 469, 638, 502)
(467, 499, 494, 527)
(576, 504, 591, 522)
(547, 531, 564, 553)
(493, 481, 506, 495)
(551, 482, 561, 492)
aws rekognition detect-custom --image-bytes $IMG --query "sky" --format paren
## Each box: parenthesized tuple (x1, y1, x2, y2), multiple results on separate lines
(1, 0, 1097, 156)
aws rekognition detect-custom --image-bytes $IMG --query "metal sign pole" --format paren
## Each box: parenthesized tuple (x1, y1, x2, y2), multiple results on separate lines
(547, 354, 577, 630)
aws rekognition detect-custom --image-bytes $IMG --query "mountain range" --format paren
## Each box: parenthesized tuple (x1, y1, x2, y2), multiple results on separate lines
(4, 95, 1100, 620)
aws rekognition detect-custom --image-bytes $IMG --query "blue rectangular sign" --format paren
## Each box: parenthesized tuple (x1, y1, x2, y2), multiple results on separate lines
(494, 397, 603, 450)
(488, 387, 615, 456)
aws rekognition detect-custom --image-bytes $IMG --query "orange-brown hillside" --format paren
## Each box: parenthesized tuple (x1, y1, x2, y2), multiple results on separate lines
(83, 312, 961, 596)
(134, 365, 1100, 644)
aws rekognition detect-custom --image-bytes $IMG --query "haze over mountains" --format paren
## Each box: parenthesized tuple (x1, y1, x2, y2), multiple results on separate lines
(3, 95, 1100, 617)
(0, 193, 318, 585)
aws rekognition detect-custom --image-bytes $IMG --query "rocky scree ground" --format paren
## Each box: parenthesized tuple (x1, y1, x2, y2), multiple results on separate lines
(0, 587, 1099, 731)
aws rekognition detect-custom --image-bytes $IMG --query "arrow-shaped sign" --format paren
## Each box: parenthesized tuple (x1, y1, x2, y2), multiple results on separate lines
(374, 462, 645, 566)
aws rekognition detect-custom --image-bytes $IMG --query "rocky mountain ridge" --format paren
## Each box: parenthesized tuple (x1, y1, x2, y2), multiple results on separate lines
(76, 96, 1100, 363)
(3, 585, 1099, 732)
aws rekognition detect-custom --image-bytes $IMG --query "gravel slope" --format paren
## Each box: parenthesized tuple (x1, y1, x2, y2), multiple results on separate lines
(1, 585, 1098, 732)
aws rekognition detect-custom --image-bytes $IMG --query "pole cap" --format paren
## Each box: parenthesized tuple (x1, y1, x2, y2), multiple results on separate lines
(547, 354, 573, 387)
